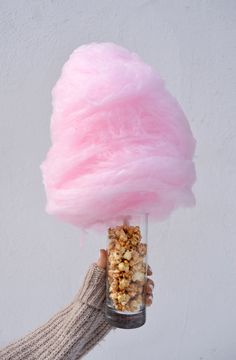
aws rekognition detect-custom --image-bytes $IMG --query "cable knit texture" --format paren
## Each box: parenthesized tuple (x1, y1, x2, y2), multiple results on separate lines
(0, 263, 115, 359)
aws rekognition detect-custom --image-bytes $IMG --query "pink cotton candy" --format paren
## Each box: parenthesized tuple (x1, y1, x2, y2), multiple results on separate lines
(40, 42, 196, 232)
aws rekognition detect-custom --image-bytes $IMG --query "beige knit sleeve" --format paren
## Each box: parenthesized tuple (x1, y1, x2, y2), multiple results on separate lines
(0, 263, 116, 360)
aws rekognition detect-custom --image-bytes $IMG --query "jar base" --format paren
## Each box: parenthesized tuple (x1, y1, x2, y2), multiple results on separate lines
(105, 305, 146, 329)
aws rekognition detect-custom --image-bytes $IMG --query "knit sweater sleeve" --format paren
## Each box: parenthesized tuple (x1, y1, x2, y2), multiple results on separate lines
(0, 263, 116, 360)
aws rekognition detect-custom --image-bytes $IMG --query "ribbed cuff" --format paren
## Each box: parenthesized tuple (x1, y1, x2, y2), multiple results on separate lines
(76, 263, 107, 310)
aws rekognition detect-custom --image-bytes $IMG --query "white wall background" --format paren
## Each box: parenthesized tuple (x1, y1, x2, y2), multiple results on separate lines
(0, 1, 235, 359)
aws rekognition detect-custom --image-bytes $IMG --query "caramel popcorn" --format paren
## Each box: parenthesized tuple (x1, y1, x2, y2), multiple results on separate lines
(107, 223, 147, 312)
(109, 292, 119, 301)
(132, 262, 146, 273)
(117, 261, 129, 272)
(123, 250, 132, 261)
(131, 235, 141, 246)
(132, 271, 145, 282)
(109, 279, 119, 292)
(108, 269, 120, 279)
(129, 299, 140, 312)
(137, 243, 147, 256)
(117, 293, 130, 305)
(119, 278, 130, 290)
(127, 282, 139, 297)
(121, 271, 133, 282)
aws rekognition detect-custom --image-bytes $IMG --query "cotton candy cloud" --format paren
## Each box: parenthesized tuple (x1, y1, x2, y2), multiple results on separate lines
(40, 42, 196, 232)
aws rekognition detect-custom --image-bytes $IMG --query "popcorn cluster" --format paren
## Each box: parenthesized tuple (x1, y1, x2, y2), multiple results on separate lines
(107, 224, 147, 312)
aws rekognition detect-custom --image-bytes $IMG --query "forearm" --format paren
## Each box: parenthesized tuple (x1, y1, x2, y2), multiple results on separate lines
(0, 263, 115, 360)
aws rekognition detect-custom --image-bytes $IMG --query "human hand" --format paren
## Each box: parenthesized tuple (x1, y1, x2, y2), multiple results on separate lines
(96, 249, 154, 307)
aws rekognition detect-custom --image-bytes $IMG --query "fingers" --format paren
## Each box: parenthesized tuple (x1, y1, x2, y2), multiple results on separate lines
(147, 264, 152, 276)
(145, 294, 153, 306)
(96, 249, 107, 269)
(145, 276, 155, 307)
(146, 278, 154, 294)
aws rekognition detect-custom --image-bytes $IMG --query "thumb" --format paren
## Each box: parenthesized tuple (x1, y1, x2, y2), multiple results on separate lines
(96, 249, 107, 269)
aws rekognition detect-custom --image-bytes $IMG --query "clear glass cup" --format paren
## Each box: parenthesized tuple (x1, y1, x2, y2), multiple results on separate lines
(105, 213, 149, 329)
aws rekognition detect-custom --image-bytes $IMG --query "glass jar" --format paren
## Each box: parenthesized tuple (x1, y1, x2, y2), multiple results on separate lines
(105, 213, 149, 329)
